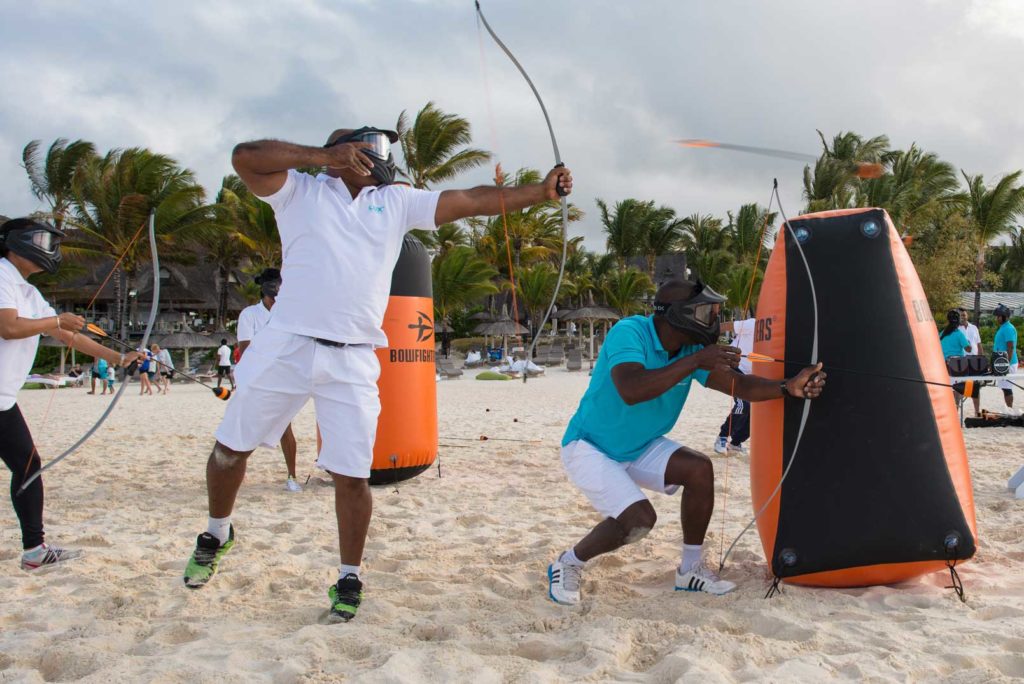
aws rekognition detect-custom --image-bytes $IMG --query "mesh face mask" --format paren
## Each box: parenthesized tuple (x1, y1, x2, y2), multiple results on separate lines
(652, 281, 727, 345)
(324, 126, 398, 185)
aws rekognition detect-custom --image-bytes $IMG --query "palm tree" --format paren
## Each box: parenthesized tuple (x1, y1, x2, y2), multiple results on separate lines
(514, 262, 559, 337)
(219, 174, 281, 268)
(803, 130, 889, 212)
(598, 198, 648, 269)
(726, 203, 775, 264)
(22, 138, 97, 230)
(69, 147, 213, 338)
(962, 171, 1024, 319)
(432, 246, 498, 355)
(602, 268, 654, 317)
(990, 227, 1024, 292)
(396, 101, 492, 189)
(639, 205, 685, 280)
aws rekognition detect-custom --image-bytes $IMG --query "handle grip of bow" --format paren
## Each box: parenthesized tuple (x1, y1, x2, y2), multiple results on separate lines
(553, 162, 569, 197)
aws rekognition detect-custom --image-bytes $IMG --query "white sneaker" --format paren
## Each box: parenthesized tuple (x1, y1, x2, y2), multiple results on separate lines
(726, 443, 747, 455)
(713, 436, 728, 454)
(548, 557, 583, 605)
(284, 478, 303, 492)
(21, 543, 82, 571)
(674, 561, 736, 595)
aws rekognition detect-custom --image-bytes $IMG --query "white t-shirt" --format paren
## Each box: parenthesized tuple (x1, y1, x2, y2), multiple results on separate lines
(217, 345, 232, 367)
(157, 348, 174, 370)
(259, 170, 441, 346)
(0, 258, 57, 410)
(960, 323, 981, 356)
(237, 301, 272, 343)
(731, 318, 755, 374)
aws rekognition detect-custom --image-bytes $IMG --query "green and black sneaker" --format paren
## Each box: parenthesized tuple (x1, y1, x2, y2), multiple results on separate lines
(328, 573, 363, 622)
(183, 526, 234, 589)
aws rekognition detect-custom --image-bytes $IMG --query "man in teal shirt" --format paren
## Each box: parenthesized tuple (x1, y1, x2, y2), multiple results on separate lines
(549, 280, 826, 605)
(993, 304, 1018, 408)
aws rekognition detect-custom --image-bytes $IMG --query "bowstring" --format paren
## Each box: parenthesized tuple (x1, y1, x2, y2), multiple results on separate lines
(718, 187, 778, 566)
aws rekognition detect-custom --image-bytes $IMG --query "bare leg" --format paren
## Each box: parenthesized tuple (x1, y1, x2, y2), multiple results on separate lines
(663, 447, 715, 544)
(330, 473, 372, 566)
(1006, 390, 1015, 409)
(971, 393, 980, 417)
(206, 442, 254, 518)
(280, 424, 298, 479)
(573, 500, 657, 562)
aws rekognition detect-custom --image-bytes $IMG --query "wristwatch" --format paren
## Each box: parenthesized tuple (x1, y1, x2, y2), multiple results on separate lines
(779, 379, 793, 398)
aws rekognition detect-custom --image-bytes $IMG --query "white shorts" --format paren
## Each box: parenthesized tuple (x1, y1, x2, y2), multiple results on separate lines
(561, 437, 682, 519)
(215, 328, 381, 478)
(998, 364, 1019, 391)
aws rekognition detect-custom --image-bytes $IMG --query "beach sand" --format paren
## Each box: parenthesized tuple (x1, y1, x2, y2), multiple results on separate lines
(2, 371, 1023, 682)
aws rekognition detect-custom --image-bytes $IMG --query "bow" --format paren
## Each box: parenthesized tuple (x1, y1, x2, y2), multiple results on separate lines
(719, 180, 819, 569)
(475, 1, 570, 382)
(19, 210, 160, 492)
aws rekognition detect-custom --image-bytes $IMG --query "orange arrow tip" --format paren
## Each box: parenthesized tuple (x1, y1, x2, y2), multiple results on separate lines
(675, 139, 721, 149)
(854, 162, 884, 179)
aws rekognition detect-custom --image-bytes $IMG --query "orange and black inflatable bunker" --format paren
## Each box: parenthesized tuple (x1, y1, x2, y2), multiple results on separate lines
(750, 208, 977, 587)
(317, 235, 438, 485)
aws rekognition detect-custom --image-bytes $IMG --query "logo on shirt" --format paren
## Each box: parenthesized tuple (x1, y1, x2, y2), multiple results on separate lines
(408, 310, 433, 342)
(368, 204, 385, 214)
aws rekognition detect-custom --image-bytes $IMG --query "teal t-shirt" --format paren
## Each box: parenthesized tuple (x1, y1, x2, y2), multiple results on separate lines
(939, 328, 970, 359)
(562, 315, 710, 461)
(994, 321, 1019, 365)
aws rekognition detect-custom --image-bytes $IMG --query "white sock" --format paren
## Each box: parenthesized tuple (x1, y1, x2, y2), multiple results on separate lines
(207, 516, 231, 545)
(560, 548, 585, 567)
(339, 564, 361, 580)
(23, 543, 45, 556)
(681, 543, 703, 573)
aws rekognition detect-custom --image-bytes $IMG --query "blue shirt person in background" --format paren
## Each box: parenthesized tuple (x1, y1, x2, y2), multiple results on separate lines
(993, 304, 1019, 409)
(548, 279, 827, 606)
(938, 309, 970, 359)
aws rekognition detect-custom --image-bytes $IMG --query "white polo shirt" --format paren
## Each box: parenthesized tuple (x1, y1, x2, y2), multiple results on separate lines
(259, 170, 440, 346)
(237, 301, 272, 343)
(0, 258, 56, 410)
(961, 323, 981, 356)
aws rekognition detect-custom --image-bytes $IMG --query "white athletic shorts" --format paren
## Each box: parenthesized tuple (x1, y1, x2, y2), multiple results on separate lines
(215, 328, 381, 478)
(998, 363, 1019, 391)
(561, 437, 682, 519)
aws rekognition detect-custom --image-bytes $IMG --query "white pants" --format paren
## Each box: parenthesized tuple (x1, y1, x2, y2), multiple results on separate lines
(998, 363, 1019, 391)
(561, 437, 682, 519)
(215, 328, 381, 478)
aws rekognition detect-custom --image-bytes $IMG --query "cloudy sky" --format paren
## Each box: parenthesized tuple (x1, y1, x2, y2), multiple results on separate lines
(2, 0, 1023, 250)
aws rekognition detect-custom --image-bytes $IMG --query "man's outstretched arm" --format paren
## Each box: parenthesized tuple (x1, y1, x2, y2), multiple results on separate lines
(705, 363, 826, 401)
(434, 165, 573, 225)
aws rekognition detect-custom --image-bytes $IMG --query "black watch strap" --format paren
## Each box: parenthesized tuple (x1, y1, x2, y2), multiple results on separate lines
(779, 379, 793, 398)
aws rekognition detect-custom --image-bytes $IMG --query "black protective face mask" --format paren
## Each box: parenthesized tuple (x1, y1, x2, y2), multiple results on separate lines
(652, 281, 727, 346)
(324, 126, 397, 186)
(1, 219, 65, 274)
(261, 280, 281, 299)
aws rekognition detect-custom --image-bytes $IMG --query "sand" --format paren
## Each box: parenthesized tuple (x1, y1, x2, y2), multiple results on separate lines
(2, 370, 1023, 682)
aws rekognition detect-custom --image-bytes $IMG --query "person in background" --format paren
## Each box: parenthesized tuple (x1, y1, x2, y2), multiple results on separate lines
(106, 363, 116, 393)
(236, 267, 301, 492)
(215, 338, 235, 391)
(713, 317, 754, 455)
(939, 310, 970, 359)
(0, 217, 142, 569)
(138, 346, 155, 396)
(88, 357, 102, 394)
(958, 308, 983, 417)
(96, 356, 110, 395)
(151, 342, 173, 395)
(993, 304, 1018, 409)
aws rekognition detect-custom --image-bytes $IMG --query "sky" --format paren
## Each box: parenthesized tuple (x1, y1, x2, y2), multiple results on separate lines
(2, 0, 1023, 252)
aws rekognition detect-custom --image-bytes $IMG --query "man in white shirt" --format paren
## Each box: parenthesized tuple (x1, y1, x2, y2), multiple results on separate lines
(713, 318, 754, 455)
(215, 339, 234, 391)
(958, 308, 983, 417)
(236, 267, 301, 492)
(182, 125, 573, 624)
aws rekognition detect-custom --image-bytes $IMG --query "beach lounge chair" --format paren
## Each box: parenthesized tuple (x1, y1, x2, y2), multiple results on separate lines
(464, 350, 485, 368)
(566, 349, 583, 372)
(437, 359, 464, 379)
(544, 346, 565, 367)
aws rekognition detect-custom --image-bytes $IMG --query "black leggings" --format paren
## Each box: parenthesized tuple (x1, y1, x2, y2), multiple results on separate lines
(0, 404, 44, 549)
